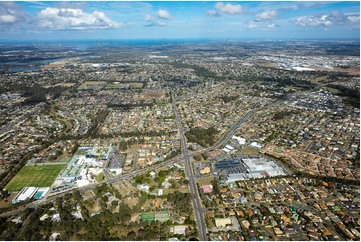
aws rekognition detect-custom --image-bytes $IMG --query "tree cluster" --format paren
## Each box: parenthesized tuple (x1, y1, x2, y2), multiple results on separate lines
(185, 127, 218, 147)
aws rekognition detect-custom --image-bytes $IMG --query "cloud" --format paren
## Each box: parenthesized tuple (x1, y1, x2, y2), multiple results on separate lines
(295, 15, 331, 27)
(145, 21, 167, 27)
(255, 10, 277, 22)
(215, 2, 242, 15)
(37, 7, 125, 30)
(157, 9, 170, 19)
(295, 12, 360, 27)
(144, 14, 154, 22)
(0, 14, 16, 23)
(278, 5, 298, 12)
(245, 22, 258, 30)
(0, 2, 29, 25)
(347, 15, 360, 24)
(145, 9, 171, 27)
(207, 10, 221, 17)
(266, 23, 277, 29)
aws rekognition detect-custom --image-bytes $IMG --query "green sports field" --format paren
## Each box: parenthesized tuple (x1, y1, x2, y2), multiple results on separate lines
(5, 164, 65, 191)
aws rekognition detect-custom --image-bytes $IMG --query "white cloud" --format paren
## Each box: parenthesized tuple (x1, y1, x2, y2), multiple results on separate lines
(245, 22, 258, 30)
(215, 2, 242, 15)
(207, 10, 221, 17)
(155, 21, 167, 26)
(145, 21, 167, 27)
(145, 9, 171, 27)
(0, 14, 16, 23)
(295, 16, 331, 27)
(37, 7, 125, 30)
(0, 2, 28, 25)
(255, 10, 278, 22)
(157, 9, 170, 19)
(144, 14, 154, 22)
(266, 23, 276, 29)
(295, 12, 359, 27)
(347, 15, 360, 23)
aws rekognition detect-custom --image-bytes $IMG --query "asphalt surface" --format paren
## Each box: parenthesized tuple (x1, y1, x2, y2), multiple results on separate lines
(0, 101, 260, 237)
(0, 156, 183, 218)
(172, 99, 208, 241)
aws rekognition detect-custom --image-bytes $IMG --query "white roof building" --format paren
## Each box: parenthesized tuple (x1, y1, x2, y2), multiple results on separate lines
(222, 148, 230, 153)
(232, 136, 246, 145)
(171, 225, 188, 235)
(110, 168, 123, 175)
(250, 142, 263, 149)
(12, 187, 38, 204)
(215, 218, 232, 228)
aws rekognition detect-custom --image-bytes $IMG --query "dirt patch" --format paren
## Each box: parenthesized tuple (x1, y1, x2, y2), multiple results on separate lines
(130, 213, 139, 222)
(87, 200, 101, 213)
(126, 144, 144, 152)
(44, 83, 76, 88)
(114, 183, 135, 196)
(143, 91, 165, 99)
(0, 193, 17, 208)
(124, 197, 139, 208)
(310, 66, 360, 76)
(262, 62, 279, 68)
(310, 76, 328, 84)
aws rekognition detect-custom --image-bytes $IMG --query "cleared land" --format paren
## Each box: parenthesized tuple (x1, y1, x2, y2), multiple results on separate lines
(5, 164, 65, 191)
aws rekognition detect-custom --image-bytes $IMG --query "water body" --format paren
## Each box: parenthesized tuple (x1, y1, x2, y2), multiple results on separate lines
(5, 57, 76, 73)
(8, 66, 40, 73)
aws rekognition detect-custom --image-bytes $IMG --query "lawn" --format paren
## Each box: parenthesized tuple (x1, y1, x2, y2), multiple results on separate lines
(163, 187, 189, 195)
(196, 176, 215, 186)
(241, 146, 260, 155)
(5, 164, 65, 191)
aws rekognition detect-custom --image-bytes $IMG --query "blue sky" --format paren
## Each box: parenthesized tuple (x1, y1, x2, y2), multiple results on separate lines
(0, 1, 359, 40)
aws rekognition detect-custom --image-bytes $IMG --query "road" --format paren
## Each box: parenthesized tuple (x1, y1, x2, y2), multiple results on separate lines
(0, 156, 183, 218)
(187, 109, 257, 158)
(172, 98, 208, 241)
(188, 99, 283, 157)
(0, 103, 45, 135)
(0, 100, 260, 225)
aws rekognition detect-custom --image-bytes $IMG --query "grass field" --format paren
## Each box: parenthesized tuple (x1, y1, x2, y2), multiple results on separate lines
(5, 164, 65, 191)
(196, 176, 215, 186)
(163, 187, 189, 195)
(241, 146, 260, 155)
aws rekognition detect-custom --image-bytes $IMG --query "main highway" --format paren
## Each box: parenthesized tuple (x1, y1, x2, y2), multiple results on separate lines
(172, 98, 208, 241)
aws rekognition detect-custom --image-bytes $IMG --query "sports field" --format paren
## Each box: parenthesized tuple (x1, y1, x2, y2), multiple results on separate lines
(5, 164, 65, 191)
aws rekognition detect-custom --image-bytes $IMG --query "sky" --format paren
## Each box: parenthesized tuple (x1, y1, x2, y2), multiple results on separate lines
(0, 1, 359, 41)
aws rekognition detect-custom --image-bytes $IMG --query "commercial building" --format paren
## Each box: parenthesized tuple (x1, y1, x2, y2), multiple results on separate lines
(226, 157, 286, 183)
(215, 218, 232, 228)
(12, 186, 50, 204)
(12, 187, 38, 204)
(171, 226, 189, 235)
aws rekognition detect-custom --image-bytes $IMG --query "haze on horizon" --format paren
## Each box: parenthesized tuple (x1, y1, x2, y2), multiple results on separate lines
(0, 1, 359, 41)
